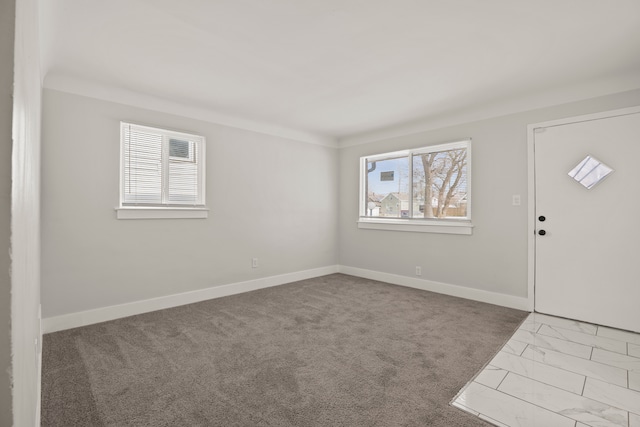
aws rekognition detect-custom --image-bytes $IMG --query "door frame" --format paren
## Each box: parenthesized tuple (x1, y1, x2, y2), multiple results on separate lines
(526, 105, 640, 313)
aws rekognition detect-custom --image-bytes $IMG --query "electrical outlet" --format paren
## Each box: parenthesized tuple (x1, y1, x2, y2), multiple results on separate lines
(415, 266, 422, 276)
(252, 258, 258, 268)
(512, 195, 521, 206)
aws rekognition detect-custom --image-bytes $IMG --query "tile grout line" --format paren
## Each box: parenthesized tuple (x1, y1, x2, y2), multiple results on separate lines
(515, 341, 528, 356)
(457, 316, 640, 427)
(534, 314, 598, 336)
(507, 370, 592, 409)
(492, 350, 589, 396)
(532, 330, 595, 360)
(495, 371, 608, 426)
(478, 412, 507, 427)
(495, 370, 510, 390)
(520, 343, 628, 387)
(523, 330, 640, 421)
(490, 378, 579, 425)
(533, 322, 542, 333)
(511, 371, 638, 426)
(537, 325, 629, 351)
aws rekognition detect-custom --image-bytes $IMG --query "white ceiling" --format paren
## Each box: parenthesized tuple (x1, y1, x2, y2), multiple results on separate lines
(40, 0, 640, 145)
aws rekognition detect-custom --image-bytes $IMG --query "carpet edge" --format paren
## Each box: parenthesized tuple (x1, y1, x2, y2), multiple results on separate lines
(42, 265, 339, 333)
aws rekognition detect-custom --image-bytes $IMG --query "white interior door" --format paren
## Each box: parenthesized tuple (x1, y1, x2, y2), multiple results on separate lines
(534, 109, 640, 333)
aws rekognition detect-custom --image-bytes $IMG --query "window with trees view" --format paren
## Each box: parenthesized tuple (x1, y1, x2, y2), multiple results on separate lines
(360, 140, 470, 222)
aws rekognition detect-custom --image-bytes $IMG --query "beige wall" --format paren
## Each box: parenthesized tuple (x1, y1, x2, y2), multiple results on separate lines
(0, 0, 15, 424)
(338, 89, 640, 299)
(41, 89, 338, 318)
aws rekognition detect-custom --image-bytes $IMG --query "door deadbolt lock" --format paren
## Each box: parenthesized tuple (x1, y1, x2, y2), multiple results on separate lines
(538, 230, 546, 236)
(538, 216, 546, 222)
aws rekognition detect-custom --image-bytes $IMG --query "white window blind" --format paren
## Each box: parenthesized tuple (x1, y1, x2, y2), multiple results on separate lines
(121, 122, 205, 207)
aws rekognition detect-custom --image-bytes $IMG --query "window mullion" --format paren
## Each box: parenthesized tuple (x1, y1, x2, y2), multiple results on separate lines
(363, 158, 368, 217)
(196, 142, 204, 206)
(408, 154, 413, 218)
(120, 124, 127, 207)
(161, 135, 169, 204)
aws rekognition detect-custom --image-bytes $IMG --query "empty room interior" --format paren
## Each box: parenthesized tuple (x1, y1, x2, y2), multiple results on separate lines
(3, 1, 640, 426)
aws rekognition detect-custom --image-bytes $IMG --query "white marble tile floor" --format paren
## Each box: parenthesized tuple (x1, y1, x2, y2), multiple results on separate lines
(452, 312, 640, 427)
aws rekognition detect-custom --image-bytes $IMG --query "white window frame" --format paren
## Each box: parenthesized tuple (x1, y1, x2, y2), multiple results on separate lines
(116, 122, 208, 219)
(358, 139, 473, 235)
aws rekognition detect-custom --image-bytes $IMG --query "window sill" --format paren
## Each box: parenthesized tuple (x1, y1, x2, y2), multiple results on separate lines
(357, 218, 473, 235)
(116, 207, 209, 220)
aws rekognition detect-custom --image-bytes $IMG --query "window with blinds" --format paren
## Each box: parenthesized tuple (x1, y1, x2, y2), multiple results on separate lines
(120, 122, 205, 207)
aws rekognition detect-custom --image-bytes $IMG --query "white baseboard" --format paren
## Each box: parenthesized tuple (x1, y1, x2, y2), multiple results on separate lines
(36, 304, 42, 427)
(338, 265, 529, 311)
(42, 265, 339, 333)
(43, 264, 528, 333)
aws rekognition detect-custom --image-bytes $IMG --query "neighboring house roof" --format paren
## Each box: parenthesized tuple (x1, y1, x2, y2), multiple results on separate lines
(368, 193, 385, 203)
(381, 192, 409, 202)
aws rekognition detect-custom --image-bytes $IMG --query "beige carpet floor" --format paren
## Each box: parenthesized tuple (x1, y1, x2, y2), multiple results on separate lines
(41, 273, 527, 426)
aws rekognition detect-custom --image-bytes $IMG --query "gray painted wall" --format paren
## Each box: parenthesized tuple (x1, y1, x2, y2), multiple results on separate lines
(41, 87, 640, 321)
(0, 0, 15, 424)
(41, 89, 338, 318)
(338, 89, 640, 299)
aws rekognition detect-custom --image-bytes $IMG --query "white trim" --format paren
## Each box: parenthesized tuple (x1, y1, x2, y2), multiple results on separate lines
(359, 139, 471, 226)
(528, 105, 640, 131)
(338, 265, 529, 311)
(42, 265, 339, 333)
(412, 139, 470, 154)
(35, 304, 42, 427)
(41, 264, 531, 333)
(35, 348, 41, 427)
(527, 105, 640, 313)
(357, 219, 473, 235)
(365, 148, 411, 162)
(338, 76, 640, 148)
(44, 74, 338, 147)
(527, 123, 537, 312)
(120, 121, 207, 208)
(116, 207, 209, 219)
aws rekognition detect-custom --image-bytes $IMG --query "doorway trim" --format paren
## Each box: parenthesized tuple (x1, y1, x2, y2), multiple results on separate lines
(526, 105, 640, 313)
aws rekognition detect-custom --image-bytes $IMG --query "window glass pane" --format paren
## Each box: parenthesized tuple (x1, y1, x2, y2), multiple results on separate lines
(169, 139, 194, 161)
(412, 148, 467, 218)
(366, 156, 410, 218)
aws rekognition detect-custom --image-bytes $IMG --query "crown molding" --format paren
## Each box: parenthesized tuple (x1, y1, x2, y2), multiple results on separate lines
(43, 72, 338, 148)
(338, 72, 640, 148)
